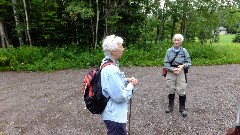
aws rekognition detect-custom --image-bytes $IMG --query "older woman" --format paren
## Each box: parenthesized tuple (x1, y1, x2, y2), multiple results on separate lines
(101, 35, 137, 135)
(163, 34, 191, 117)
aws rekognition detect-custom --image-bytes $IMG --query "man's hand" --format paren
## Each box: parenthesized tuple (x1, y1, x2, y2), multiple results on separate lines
(172, 68, 180, 74)
(173, 65, 184, 75)
(178, 64, 184, 70)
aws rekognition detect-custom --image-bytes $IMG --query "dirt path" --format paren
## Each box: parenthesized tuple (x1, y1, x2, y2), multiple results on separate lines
(0, 64, 240, 135)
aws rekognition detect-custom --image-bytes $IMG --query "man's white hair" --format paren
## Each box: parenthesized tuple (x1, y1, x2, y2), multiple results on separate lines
(102, 35, 123, 55)
(173, 34, 184, 42)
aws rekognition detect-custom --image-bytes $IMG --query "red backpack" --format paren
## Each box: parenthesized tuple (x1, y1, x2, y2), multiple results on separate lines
(82, 61, 114, 114)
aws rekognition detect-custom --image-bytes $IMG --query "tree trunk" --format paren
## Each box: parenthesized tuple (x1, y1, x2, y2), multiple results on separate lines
(89, 0, 94, 49)
(11, 0, 24, 46)
(0, 22, 9, 48)
(23, 0, 32, 46)
(180, 0, 187, 35)
(95, 0, 99, 50)
(155, 26, 160, 44)
(104, 0, 109, 36)
(160, 0, 168, 42)
(171, 18, 177, 41)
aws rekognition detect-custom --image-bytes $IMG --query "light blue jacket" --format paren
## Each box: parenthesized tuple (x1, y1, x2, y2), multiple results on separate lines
(164, 46, 191, 72)
(101, 55, 134, 123)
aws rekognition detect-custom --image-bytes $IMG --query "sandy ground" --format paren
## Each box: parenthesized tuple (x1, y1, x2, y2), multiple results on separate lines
(0, 64, 240, 135)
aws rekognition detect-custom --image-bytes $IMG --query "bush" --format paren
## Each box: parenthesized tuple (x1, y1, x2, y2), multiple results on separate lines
(0, 49, 10, 66)
(0, 38, 240, 72)
(232, 33, 240, 42)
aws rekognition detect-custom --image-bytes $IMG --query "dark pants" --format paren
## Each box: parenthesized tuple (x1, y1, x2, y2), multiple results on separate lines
(104, 120, 127, 135)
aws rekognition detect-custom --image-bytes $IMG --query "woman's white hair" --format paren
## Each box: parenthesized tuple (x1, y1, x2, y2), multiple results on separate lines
(102, 35, 123, 55)
(173, 34, 184, 42)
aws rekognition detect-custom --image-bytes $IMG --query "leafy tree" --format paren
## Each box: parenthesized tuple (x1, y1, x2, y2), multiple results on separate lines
(1, 0, 240, 49)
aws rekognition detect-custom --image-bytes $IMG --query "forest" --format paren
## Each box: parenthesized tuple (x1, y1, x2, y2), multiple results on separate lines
(0, 0, 240, 71)
(1, 0, 240, 48)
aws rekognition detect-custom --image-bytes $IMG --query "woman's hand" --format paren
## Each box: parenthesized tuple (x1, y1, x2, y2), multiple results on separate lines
(128, 77, 138, 86)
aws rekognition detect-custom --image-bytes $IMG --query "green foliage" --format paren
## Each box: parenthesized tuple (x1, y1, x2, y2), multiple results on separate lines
(120, 43, 168, 67)
(192, 42, 240, 65)
(0, 49, 10, 66)
(0, 0, 8, 21)
(232, 33, 240, 43)
(188, 43, 220, 60)
(0, 45, 105, 72)
(0, 35, 239, 72)
(65, 1, 94, 20)
(192, 34, 240, 65)
(2, 0, 240, 49)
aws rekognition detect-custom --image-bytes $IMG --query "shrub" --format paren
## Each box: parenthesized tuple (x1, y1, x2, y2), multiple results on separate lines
(0, 35, 240, 72)
(232, 33, 240, 43)
(0, 49, 10, 66)
(0, 56, 10, 66)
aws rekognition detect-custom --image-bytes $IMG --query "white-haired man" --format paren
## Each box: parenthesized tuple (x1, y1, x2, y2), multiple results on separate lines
(163, 34, 191, 117)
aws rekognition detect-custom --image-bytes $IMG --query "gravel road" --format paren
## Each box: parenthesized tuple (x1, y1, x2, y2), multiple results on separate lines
(0, 64, 239, 135)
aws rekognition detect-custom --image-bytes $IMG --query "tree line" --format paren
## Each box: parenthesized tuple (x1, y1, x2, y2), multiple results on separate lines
(0, 0, 239, 49)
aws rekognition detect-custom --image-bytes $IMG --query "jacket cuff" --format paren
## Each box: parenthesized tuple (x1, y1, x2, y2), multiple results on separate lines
(126, 83, 134, 91)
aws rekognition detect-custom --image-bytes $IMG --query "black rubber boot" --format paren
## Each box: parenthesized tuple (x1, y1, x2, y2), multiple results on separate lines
(179, 95, 187, 117)
(165, 94, 175, 113)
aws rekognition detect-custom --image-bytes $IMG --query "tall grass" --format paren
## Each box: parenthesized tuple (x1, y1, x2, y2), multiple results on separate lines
(0, 34, 239, 71)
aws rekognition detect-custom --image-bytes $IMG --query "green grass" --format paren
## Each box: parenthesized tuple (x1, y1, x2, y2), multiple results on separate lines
(214, 38, 240, 65)
(192, 34, 240, 65)
(218, 34, 235, 44)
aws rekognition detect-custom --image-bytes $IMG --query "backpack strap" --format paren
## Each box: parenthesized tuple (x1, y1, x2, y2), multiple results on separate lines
(99, 60, 114, 101)
(100, 60, 115, 70)
(170, 47, 187, 66)
(170, 51, 180, 65)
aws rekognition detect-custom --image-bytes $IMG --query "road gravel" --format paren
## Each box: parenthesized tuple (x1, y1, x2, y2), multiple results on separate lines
(0, 64, 239, 135)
